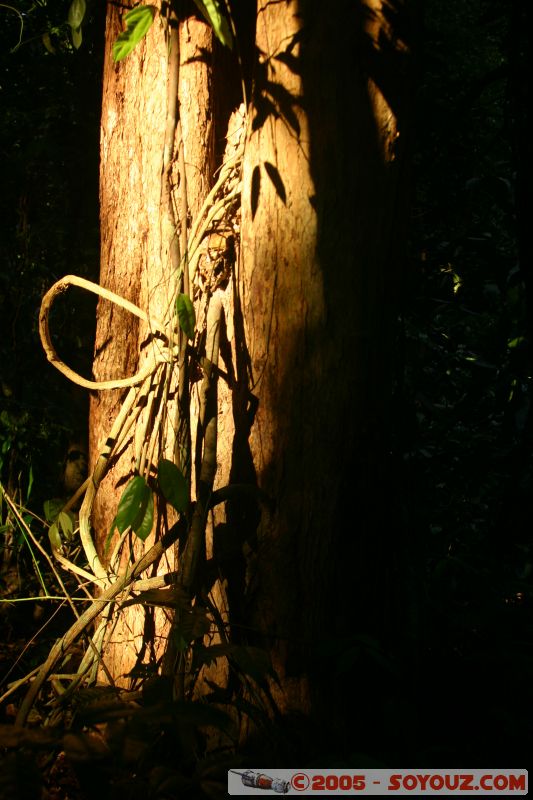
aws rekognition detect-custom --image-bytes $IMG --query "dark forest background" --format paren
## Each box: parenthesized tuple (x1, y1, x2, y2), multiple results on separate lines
(1, 0, 531, 788)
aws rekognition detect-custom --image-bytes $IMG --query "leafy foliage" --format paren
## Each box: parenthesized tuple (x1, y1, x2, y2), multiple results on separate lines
(112, 5, 156, 63)
(67, 0, 86, 49)
(158, 458, 188, 513)
(113, 476, 154, 541)
(176, 292, 196, 340)
(192, 0, 233, 49)
(2, 0, 533, 783)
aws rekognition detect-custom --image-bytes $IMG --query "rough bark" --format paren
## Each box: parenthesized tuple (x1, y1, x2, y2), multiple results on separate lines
(230, 0, 411, 724)
(90, 3, 215, 681)
(89, 0, 411, 742)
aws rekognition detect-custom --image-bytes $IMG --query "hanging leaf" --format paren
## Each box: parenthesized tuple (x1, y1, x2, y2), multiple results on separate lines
(71, 26, 82, 50)
(112, 5, 156, 63)
(58, 511, 75, 541)
(114, 476, 152, 535)
(134, 489, 154, 541)
(175, 293, 196, 340)
(67, 0, 86, 29)
(158, 458, 188, 513)
(192, 0, 233, 49)
(48, 523, 62, 552)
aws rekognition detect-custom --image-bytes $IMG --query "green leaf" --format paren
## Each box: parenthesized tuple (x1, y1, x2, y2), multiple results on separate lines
(58, 511, 74, 541)
(158, 458, 188, 513)
(68, 0, 86, 29)
(48, 523, 62, 551)
(134, 489, 154, 541)
(112, 5, 156, 63)
(507, 336, 526, 349)
(192, 0, 233, 49)
(71, 26, 82, 50)
(175, 293, 196, 340)
(114, 476, 151, 534)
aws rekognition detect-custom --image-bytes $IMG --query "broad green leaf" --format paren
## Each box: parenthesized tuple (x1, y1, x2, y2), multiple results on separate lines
(71, 26, 82, 50)
(112, 5, 156, 63)
(68, 0, 86, 29)
(158, 458, 188, 513)
(48, 523, 62, 551)
(192, 0, 233, 49)
(134, 489, 154, 541)
(58, 511, 75, 541)
(114, 476, 151, 534)
(175, 293, 195, 340)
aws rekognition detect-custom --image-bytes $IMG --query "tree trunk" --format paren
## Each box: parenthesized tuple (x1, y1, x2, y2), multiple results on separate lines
(89, 0, 411, 745)
(226, 0, 411, 731)
(91, 3, 215, 680)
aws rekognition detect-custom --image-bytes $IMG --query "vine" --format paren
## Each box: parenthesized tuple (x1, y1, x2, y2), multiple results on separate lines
(11, 113, 245, 726)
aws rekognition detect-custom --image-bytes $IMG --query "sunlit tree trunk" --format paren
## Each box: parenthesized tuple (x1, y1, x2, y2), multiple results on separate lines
(224, 0, 411, 732)
(91, 3, 215, 680)
(90, 0, 411, 743)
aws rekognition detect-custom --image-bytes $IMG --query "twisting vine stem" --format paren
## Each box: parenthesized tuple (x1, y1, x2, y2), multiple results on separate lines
(24, 110, 245, 728)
